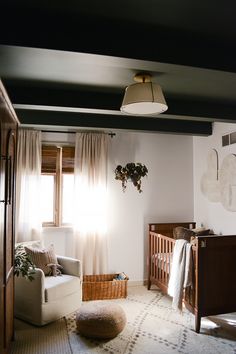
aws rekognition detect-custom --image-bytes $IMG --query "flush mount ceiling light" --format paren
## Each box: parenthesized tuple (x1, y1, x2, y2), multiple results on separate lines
(120, 73, 168, 115)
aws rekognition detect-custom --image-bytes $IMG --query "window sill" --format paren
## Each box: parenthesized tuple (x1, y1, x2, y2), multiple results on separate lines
(42, 225, 73, 232)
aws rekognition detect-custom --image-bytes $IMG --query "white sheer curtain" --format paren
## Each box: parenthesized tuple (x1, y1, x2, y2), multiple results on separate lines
(73, 132, 108, 275)
(15, 129, 42, 243)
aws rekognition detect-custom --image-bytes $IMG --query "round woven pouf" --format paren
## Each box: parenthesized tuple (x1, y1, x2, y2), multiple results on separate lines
(76, 301, 126, 339)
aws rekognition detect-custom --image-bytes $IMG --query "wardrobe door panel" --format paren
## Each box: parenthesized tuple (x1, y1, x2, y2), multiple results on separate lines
(0, 81, 18, 354)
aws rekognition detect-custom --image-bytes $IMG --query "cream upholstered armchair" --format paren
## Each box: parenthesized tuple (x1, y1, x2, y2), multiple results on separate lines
(15, 246, 82, 326)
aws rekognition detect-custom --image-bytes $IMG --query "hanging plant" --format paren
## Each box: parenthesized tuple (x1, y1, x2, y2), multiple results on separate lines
(115, 162, 148, 193)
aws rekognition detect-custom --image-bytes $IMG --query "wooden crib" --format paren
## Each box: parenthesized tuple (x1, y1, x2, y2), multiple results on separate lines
(147, 222, 236, 333)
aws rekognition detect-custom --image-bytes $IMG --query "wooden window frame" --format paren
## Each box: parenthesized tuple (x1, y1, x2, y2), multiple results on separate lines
(41, 145, 75, 227)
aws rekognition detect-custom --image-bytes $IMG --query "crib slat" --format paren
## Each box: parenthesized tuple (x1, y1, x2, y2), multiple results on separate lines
(154, 234, 157, 279)
(151, 234, 155, 277)
(164, 238, 167, 287)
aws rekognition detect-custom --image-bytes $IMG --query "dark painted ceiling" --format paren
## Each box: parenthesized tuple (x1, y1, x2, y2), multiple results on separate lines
(0, 0, 236, 135)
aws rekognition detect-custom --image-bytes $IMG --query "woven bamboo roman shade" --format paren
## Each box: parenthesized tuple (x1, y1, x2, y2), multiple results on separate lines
(41, 145, 75, 173)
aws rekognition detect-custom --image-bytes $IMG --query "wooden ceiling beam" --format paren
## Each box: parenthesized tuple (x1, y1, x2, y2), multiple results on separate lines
(5, 83, 236, 122)
(16, 108, 212, 136)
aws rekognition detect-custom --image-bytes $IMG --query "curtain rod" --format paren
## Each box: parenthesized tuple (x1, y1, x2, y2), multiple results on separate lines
(41, 130, 116, 137)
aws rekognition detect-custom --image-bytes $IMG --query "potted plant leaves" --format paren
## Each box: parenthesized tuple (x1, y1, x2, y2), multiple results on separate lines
(14, 244, 36, 281)
(115, 162, 148, 193)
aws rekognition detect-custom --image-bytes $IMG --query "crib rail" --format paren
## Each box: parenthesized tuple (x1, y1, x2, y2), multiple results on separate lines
(147, 228, 196, 311)
(148, 231, 175, 292)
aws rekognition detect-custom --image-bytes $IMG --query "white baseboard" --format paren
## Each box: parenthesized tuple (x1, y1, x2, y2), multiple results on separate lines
(127, 280, 147, 287)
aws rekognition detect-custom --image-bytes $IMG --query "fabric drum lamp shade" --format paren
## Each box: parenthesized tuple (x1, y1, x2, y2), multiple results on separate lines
(120, 73, 168, 115)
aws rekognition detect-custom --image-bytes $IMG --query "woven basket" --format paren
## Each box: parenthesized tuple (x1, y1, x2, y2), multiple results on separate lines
(82, 273, 128, 301)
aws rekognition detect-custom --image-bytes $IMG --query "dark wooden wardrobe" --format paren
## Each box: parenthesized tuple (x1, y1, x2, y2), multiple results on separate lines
(0, 80, 19, 353)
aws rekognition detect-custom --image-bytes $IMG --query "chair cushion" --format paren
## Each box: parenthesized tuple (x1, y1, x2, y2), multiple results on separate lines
(44, 274, 81, 302)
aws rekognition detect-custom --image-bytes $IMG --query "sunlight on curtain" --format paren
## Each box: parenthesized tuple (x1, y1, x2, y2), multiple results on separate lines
(15, 129, 42, 242)
(73, 132, 108, 275)
(73, 183, 107, 234)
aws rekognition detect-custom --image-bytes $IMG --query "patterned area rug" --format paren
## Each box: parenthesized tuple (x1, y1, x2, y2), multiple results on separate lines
(66, 286, 236, 354)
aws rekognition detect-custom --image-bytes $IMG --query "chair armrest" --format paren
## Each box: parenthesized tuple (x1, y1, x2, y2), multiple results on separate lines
(57, 256, 82, 278)
(57, 255, 82, 278)
(15, 267, 45, 303)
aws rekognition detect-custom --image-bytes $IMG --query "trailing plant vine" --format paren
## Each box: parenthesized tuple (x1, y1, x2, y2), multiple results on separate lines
(115, 162, 148, 193)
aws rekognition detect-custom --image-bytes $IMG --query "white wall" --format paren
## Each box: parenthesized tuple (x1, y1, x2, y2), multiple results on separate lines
(42, 130, 194, 282)
(193, 122, 236, 235)
(107, 131, 194, 282)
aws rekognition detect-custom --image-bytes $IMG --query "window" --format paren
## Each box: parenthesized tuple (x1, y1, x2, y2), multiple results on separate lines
(41, 145, 75, 226)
